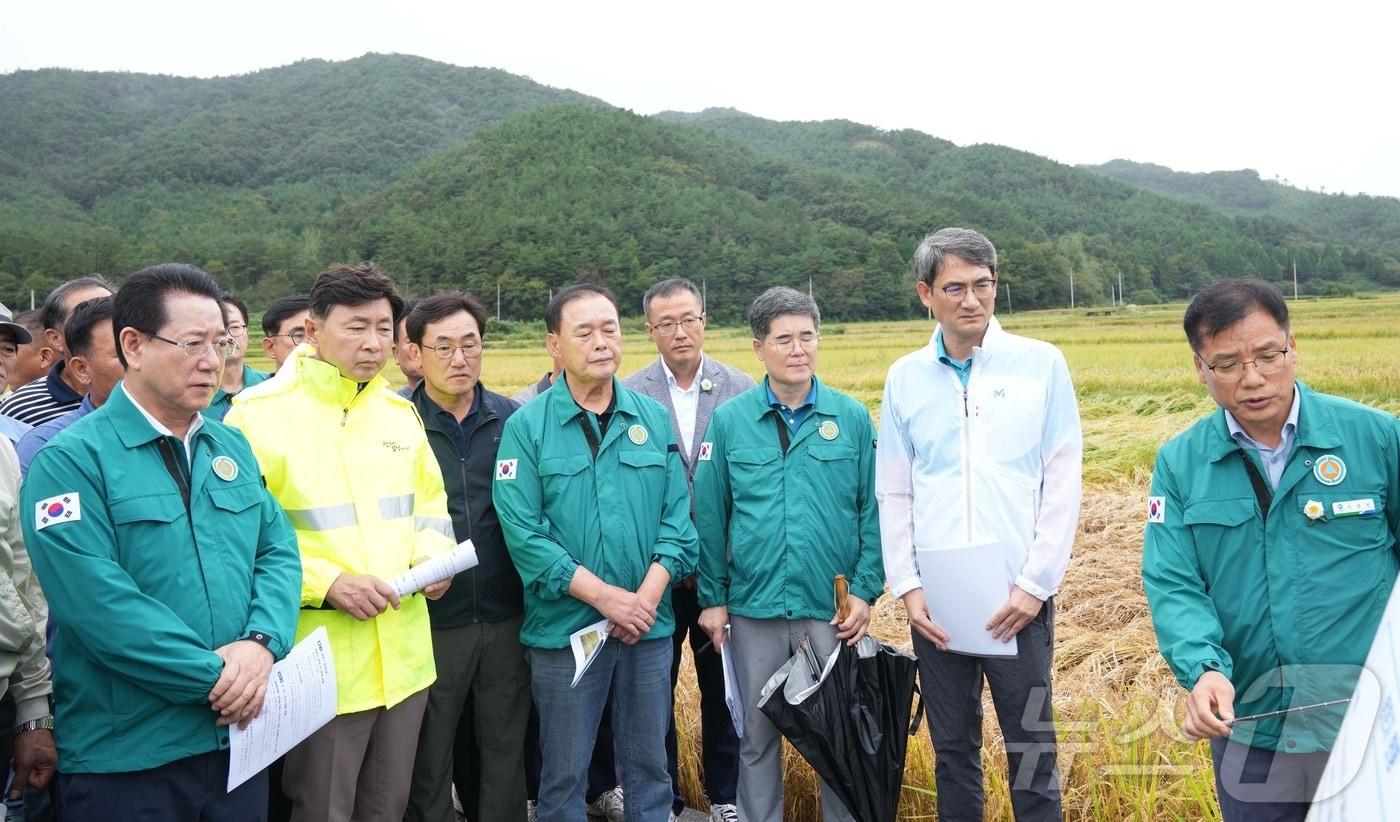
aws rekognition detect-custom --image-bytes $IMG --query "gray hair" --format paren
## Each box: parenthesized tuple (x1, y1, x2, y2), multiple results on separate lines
(912, 227, 997, 287)
(747, 286, 820, 340)
(641, 278, 703, 318)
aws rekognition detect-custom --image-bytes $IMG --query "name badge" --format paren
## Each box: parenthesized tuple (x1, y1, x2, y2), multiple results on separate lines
(1331, 498, 1377, 518)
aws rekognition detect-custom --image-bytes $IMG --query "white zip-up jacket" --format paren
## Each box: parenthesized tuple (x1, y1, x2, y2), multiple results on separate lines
(877, 317, 1082, 601)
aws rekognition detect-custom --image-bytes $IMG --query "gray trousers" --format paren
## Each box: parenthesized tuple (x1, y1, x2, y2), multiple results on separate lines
(912, 598, 1061, 822)
(283, 687, 429, 822)
(728, 614, 855, 822)
(405, 615, 532, 822)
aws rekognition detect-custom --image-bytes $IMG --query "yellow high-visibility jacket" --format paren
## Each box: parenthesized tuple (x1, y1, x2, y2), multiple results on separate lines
(225, 345, 454, 712)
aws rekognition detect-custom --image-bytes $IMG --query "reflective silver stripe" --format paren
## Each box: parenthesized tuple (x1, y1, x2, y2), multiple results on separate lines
(378, 493, 415, 520)
(415, 516, 454, 539)
(285, 503, 358, 532)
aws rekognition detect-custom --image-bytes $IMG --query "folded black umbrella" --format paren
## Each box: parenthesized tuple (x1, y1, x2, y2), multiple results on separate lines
(757, 636, 920, 822)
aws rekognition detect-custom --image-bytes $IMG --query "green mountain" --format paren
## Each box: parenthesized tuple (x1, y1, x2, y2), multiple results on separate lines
(1, 55, 1396, 317)
(1081, 159, 1400, 254)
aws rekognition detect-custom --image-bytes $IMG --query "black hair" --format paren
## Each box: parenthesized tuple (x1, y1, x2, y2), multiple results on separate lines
(40, 275, 117, 332)
(309, 262, 405, 326)
(63, 296, 116, 359)
(113, 263, 227, 368)
(545, 284, 618, 334)
(406, 293, 489, 346)
(395, 298, 422, 344)
(1183, 278, 1290, 352)
(220, 293, 250, 325)
(261, 294, 311, 337)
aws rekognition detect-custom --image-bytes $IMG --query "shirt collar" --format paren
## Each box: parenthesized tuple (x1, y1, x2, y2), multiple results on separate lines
(934, 328, 972, 369)
(1225, 382, 1301, 449)
(661, 355, 705, 393)
(765, 376, 817, 411)
(46, 360, 85, 404)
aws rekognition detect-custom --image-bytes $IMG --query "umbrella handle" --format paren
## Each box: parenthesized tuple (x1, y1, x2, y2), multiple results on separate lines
(834, 574, 851, 623)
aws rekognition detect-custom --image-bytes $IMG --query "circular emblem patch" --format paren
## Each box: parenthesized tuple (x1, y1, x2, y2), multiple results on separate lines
(1313, 454, 1345, 486)
(212, 455, 239, 482)
(818, 420, 839, 440)
(628, 424, 649, 445)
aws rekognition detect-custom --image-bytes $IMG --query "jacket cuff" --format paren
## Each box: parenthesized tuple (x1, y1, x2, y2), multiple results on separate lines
(301, 558, 344, 608)
(888, 576, 923, 600)
(1189, 658, 1232, 689)
(852, 579, 883, 606)
(1014, 574, 1054, 601)
(544, 558, 580, 601)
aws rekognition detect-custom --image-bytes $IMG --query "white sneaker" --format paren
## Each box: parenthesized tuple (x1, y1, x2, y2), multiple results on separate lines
(709, 804, 739, 822)
(586, 786, 625, 822)
(526, 800, 539, 822)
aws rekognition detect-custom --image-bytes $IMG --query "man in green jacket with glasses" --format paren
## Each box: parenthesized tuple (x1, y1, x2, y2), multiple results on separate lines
(695, 286, 883, 822)
(1143, 278, 1400, 822)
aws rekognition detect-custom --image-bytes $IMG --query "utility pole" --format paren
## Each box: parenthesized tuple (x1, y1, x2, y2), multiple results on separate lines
(808, 276, 813, 298)
(1118, 269, 1124, 306)
(1069, 269, 1076, 309)
(701, 279, 707, 312)
(1292, 258, 1299, 299)
(496, 281, 501, 320)
(1004, 282, 1013, 315)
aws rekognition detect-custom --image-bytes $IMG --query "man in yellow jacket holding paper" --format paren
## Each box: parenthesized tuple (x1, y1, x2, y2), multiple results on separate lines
(226, 262, 455, 821)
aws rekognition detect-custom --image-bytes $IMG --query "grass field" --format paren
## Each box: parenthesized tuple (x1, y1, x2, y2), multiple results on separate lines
(246, 293, 1400, 820)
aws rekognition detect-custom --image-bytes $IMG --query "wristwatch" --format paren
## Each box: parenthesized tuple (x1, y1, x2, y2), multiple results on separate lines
(16, 715, 53, 733)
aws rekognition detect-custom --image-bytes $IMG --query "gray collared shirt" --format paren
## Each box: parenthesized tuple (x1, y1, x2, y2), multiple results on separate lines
(1224, 383, 1302, 489)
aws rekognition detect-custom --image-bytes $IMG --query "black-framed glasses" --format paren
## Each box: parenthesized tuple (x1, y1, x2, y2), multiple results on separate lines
(267, 330, 307, 344)
(938, 278, 998, 300)
(226, 322, 248, 337)
(144, 331, 236, 361)
(1203, 348, 1290, 382)
(422, 342, 484, 360)
(650, 316, 704, 336)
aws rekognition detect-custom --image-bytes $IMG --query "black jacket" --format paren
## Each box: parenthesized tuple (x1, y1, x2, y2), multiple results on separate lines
(412, 382, 524, 627)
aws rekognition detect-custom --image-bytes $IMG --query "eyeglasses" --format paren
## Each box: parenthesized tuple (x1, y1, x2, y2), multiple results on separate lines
(650, 316, 703, 336)
(765, 333, 820, 353)
(227, 323, 248, 337)
(422, 342, 484, 360)
(937, 278, 998, 300)
(144, 331, 236, 361)
(268, 330, 307, 344)
(1202, 348, 1290, 382)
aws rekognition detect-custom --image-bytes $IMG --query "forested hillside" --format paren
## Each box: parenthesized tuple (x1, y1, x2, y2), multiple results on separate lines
(2, 55, 1396, 318)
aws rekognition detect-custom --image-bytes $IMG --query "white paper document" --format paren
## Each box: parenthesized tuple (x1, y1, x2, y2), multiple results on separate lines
(915, 544, 1018, 657)
(719, 627, 744, 738)
(389, 539, 478, 599)
(227, 626, 338, 791)
(570, 618, 611, 688)
(1306, 576, 1400, 820)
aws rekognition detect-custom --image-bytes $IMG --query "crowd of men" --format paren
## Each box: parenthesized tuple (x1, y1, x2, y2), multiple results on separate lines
(0, 225, 1391, 822)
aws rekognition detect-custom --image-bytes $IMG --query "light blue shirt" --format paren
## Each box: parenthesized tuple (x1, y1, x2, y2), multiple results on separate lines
(17, 395, 95, 476)
(1225, 383, 1302, 489)
(0, 413, 32, 448)
(765, 377, 817, 433)
(935, 329, 973, 389)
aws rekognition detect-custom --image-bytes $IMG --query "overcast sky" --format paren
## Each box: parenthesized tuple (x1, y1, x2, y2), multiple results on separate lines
(4, 0, 1397, 198)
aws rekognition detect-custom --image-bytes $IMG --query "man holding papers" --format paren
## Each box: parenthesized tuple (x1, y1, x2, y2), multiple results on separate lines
(694, 286, 884, 822)
(401, 293, 531, 822)
(493, 284, 698, 822)
(877, 228, 1082, 822)
(1143, 279, 1400, 821)
(226, 263, 455, 821)
(21, 264, 301, 818)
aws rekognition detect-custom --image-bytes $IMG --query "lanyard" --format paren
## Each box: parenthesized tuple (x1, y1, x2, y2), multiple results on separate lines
(1238, 449, 1273, 514)
(772, 414, 790, 455)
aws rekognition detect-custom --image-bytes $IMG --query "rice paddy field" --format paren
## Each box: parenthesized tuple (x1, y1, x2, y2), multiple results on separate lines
(247, 293, 1400, 820)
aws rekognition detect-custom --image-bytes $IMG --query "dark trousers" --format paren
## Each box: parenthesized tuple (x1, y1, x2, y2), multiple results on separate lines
(665, 584, 739, 812)
(57, 749, 266, 821)
(912, 598, 1061, 822)
(1210, 738, 1330, 822)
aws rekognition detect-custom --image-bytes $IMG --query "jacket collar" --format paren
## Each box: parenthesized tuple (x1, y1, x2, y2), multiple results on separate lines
(549, 374, 639, 427)
(928, 316, 1005, 363)
(1204, 382, 1341, 463)
(294, 346, 390, 409)
(413, 381, 501, 436)
(105, 381, 209, 450)
(750, 374, 834, 421)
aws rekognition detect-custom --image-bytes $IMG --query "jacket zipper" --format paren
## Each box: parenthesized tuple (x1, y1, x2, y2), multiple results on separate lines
(962, 386, 973, 543)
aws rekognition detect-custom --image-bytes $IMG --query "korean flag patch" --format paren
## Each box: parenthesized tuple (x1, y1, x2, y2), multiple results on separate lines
(1147, 496, 1166, 524)
(697, 442, 713, 462)
(495, 459, 518, 481)
(35, 493, 82, 530)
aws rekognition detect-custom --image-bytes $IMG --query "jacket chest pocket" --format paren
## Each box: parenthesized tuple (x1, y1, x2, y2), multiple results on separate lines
(728, 448, 783, 505)
(109, 494, 188, 587)
(1293, 491, 1388, 552)
(539, 454, 592, 502)
(617, 448, 665, 475)
(1182, 498, 1256, 590)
